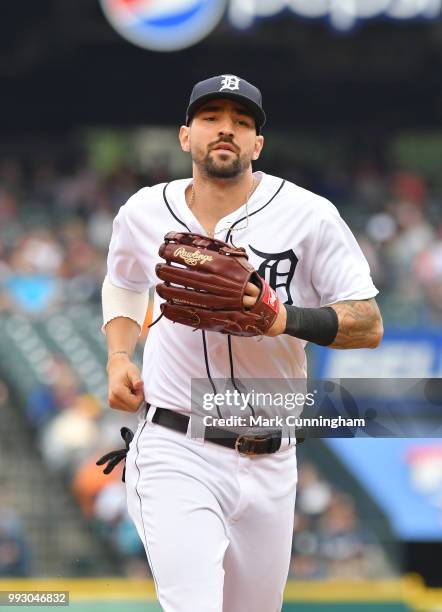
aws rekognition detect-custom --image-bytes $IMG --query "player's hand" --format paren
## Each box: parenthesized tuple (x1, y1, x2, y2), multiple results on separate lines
(244, 282, 286, 336)
(107, 353, 145, 412)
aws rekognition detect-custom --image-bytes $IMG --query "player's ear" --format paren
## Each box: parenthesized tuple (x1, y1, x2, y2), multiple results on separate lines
(179, 126, 190, 153)
(252, 135, 264, 161)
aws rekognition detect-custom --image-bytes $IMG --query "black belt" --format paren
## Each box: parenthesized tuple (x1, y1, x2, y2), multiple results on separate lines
(151, 406, 282, 456)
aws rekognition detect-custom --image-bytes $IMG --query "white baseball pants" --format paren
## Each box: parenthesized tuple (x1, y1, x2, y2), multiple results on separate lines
(125, 410, 298, 612)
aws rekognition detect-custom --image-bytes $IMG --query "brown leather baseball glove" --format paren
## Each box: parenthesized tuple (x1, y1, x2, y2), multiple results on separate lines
(155, 232, 281, 337)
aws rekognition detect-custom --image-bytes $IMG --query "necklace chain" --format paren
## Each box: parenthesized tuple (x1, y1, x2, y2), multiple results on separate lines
(189, 177, 257, 236)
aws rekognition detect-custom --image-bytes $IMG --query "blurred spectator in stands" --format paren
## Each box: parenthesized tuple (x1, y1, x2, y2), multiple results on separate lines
(93, 481, 147, 576)
(0, 239, 14, 313)
(31, 161, 58, 208)
(59, 219, 104, 304)
(296, 462, 332, 518)
(0, 190, 21, 261)
(415, 236, 442, 324)
(291, 464, 394, 579)
(385, 172, 434, 300)
(52, 161, 99, 216)
(317, 492, 391, 579)
(105, 166, 139, 211)
(26, 384, 59, 430)
(94, 482, 127, 528)
(0, 190, 18, 224)
(72, 444, 147, 576)
(391, 171, 427, 206)
(39, 393, 102, 473)
(364, 211, 397, 291)
(115, 514, 148, 577)
(26, 355, 79, 428)
(72, 454, 122, 517)
(87, 192, 114, 251)
(291, 512, 322, 579)
(317, 492, 367, 577)
(290, 463, 332, 579)
(422, 278, 442, 324)
(3, 229, 64, 315)
(316, 162, 351, 204)
(353, 159, 386, 211)
(0, 159, 24, 197)
(0, 507, 30, 577)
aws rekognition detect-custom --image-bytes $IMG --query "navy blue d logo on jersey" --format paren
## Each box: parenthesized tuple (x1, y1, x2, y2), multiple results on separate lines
(249, 246, 298, 305)
(99, 0, 227, 52)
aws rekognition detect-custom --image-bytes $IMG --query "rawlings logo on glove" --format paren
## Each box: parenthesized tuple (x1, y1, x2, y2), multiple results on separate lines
(173, 247, 214, 266)
(155, 231, 281, 337)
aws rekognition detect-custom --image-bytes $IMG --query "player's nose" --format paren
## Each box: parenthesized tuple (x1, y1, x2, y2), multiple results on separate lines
(217, 115, 235, 137)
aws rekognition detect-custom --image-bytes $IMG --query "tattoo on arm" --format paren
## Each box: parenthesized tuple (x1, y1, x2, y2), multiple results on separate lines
(329, 298, 383, 349)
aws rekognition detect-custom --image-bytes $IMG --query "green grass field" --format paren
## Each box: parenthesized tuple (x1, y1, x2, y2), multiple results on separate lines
(0, 603, 412, 612)
(1, 577, 440, 611)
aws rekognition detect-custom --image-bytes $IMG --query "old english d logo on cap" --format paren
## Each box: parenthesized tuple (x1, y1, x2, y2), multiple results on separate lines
(219, 75, 241, 91)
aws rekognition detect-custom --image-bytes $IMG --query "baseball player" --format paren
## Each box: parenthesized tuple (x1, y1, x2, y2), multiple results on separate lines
(100, 74, 383, 612)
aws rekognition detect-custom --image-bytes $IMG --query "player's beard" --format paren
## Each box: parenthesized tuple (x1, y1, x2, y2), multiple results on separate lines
(192, 146, 252, 179)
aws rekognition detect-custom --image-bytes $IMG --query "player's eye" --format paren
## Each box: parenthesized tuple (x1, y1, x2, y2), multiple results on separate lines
(204, 116, 216, 121)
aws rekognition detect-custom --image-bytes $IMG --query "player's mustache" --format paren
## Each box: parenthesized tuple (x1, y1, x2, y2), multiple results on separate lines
(209, 138, 239, 154)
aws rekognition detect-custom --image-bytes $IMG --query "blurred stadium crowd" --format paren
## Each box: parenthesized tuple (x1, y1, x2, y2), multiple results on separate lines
(0, 148, 439, 578)
(0, 504, 31, 578)
(0, 153, 440, 324)
(291, 462, 393, 580)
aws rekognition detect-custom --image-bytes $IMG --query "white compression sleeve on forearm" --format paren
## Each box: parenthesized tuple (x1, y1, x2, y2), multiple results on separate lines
(101, 275, 150, 333)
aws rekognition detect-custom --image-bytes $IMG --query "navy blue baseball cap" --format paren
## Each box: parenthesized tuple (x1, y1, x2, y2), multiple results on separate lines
(186, 74, 266, 133)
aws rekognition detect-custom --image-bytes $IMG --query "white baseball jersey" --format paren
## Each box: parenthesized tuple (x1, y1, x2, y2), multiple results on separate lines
(108, 171, 378, 612)
(107, 171, 378, 413)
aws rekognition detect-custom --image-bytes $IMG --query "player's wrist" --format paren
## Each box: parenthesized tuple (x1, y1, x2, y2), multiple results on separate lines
(266, 304, 287, 337)
(107, 350, 131, 369)
(284, 305, 338, 346)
